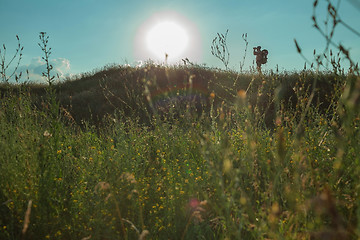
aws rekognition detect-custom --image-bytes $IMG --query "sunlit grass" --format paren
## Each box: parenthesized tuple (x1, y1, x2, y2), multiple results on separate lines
(0, 62, 359, 239)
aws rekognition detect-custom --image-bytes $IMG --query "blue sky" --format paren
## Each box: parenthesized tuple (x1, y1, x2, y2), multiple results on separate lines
(1, 0, 359, 82)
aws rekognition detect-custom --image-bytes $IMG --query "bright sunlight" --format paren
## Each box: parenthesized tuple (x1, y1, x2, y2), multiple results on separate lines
(146, 21, 189, 60)
(134, 10, 202, 64)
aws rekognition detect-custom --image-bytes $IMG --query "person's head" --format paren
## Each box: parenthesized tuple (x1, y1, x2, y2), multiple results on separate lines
(257, 46, 261, 50)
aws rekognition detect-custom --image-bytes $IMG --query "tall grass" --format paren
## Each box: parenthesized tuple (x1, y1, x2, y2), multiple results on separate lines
(0, 60, 359, 239)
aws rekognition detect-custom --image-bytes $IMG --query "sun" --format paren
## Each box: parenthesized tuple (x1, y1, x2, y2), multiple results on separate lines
(146, 21, 189, 60)
(134, 11, 202, 64)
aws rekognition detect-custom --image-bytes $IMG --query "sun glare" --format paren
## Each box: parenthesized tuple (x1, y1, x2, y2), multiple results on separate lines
(134, 11, 202, 64)
(146, 21, 189, 60)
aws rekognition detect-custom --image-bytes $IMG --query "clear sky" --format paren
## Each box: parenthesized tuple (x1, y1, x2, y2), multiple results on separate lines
(1, 0, 359, 82)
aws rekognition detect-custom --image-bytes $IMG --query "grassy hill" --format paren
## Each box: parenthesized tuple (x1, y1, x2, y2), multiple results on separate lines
(1, 64, 343, 127)
(0, 64, 359, 239)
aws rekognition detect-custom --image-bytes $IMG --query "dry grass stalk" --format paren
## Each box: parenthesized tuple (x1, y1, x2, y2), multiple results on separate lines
(21, 200, 32, 237)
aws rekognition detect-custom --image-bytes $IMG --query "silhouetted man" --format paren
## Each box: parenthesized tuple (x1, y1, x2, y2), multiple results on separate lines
(253, 46, 268, 73)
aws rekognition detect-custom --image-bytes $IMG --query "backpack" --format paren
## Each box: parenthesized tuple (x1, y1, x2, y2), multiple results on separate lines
(261, 49, 268, 64)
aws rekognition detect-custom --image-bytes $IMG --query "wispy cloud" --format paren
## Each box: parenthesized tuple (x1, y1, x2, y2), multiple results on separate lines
(17, 57, 72, 83)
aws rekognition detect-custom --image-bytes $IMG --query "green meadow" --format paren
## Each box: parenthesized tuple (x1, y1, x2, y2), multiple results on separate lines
(0, 61, 359, 239)
(1, 2, 360, 237)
